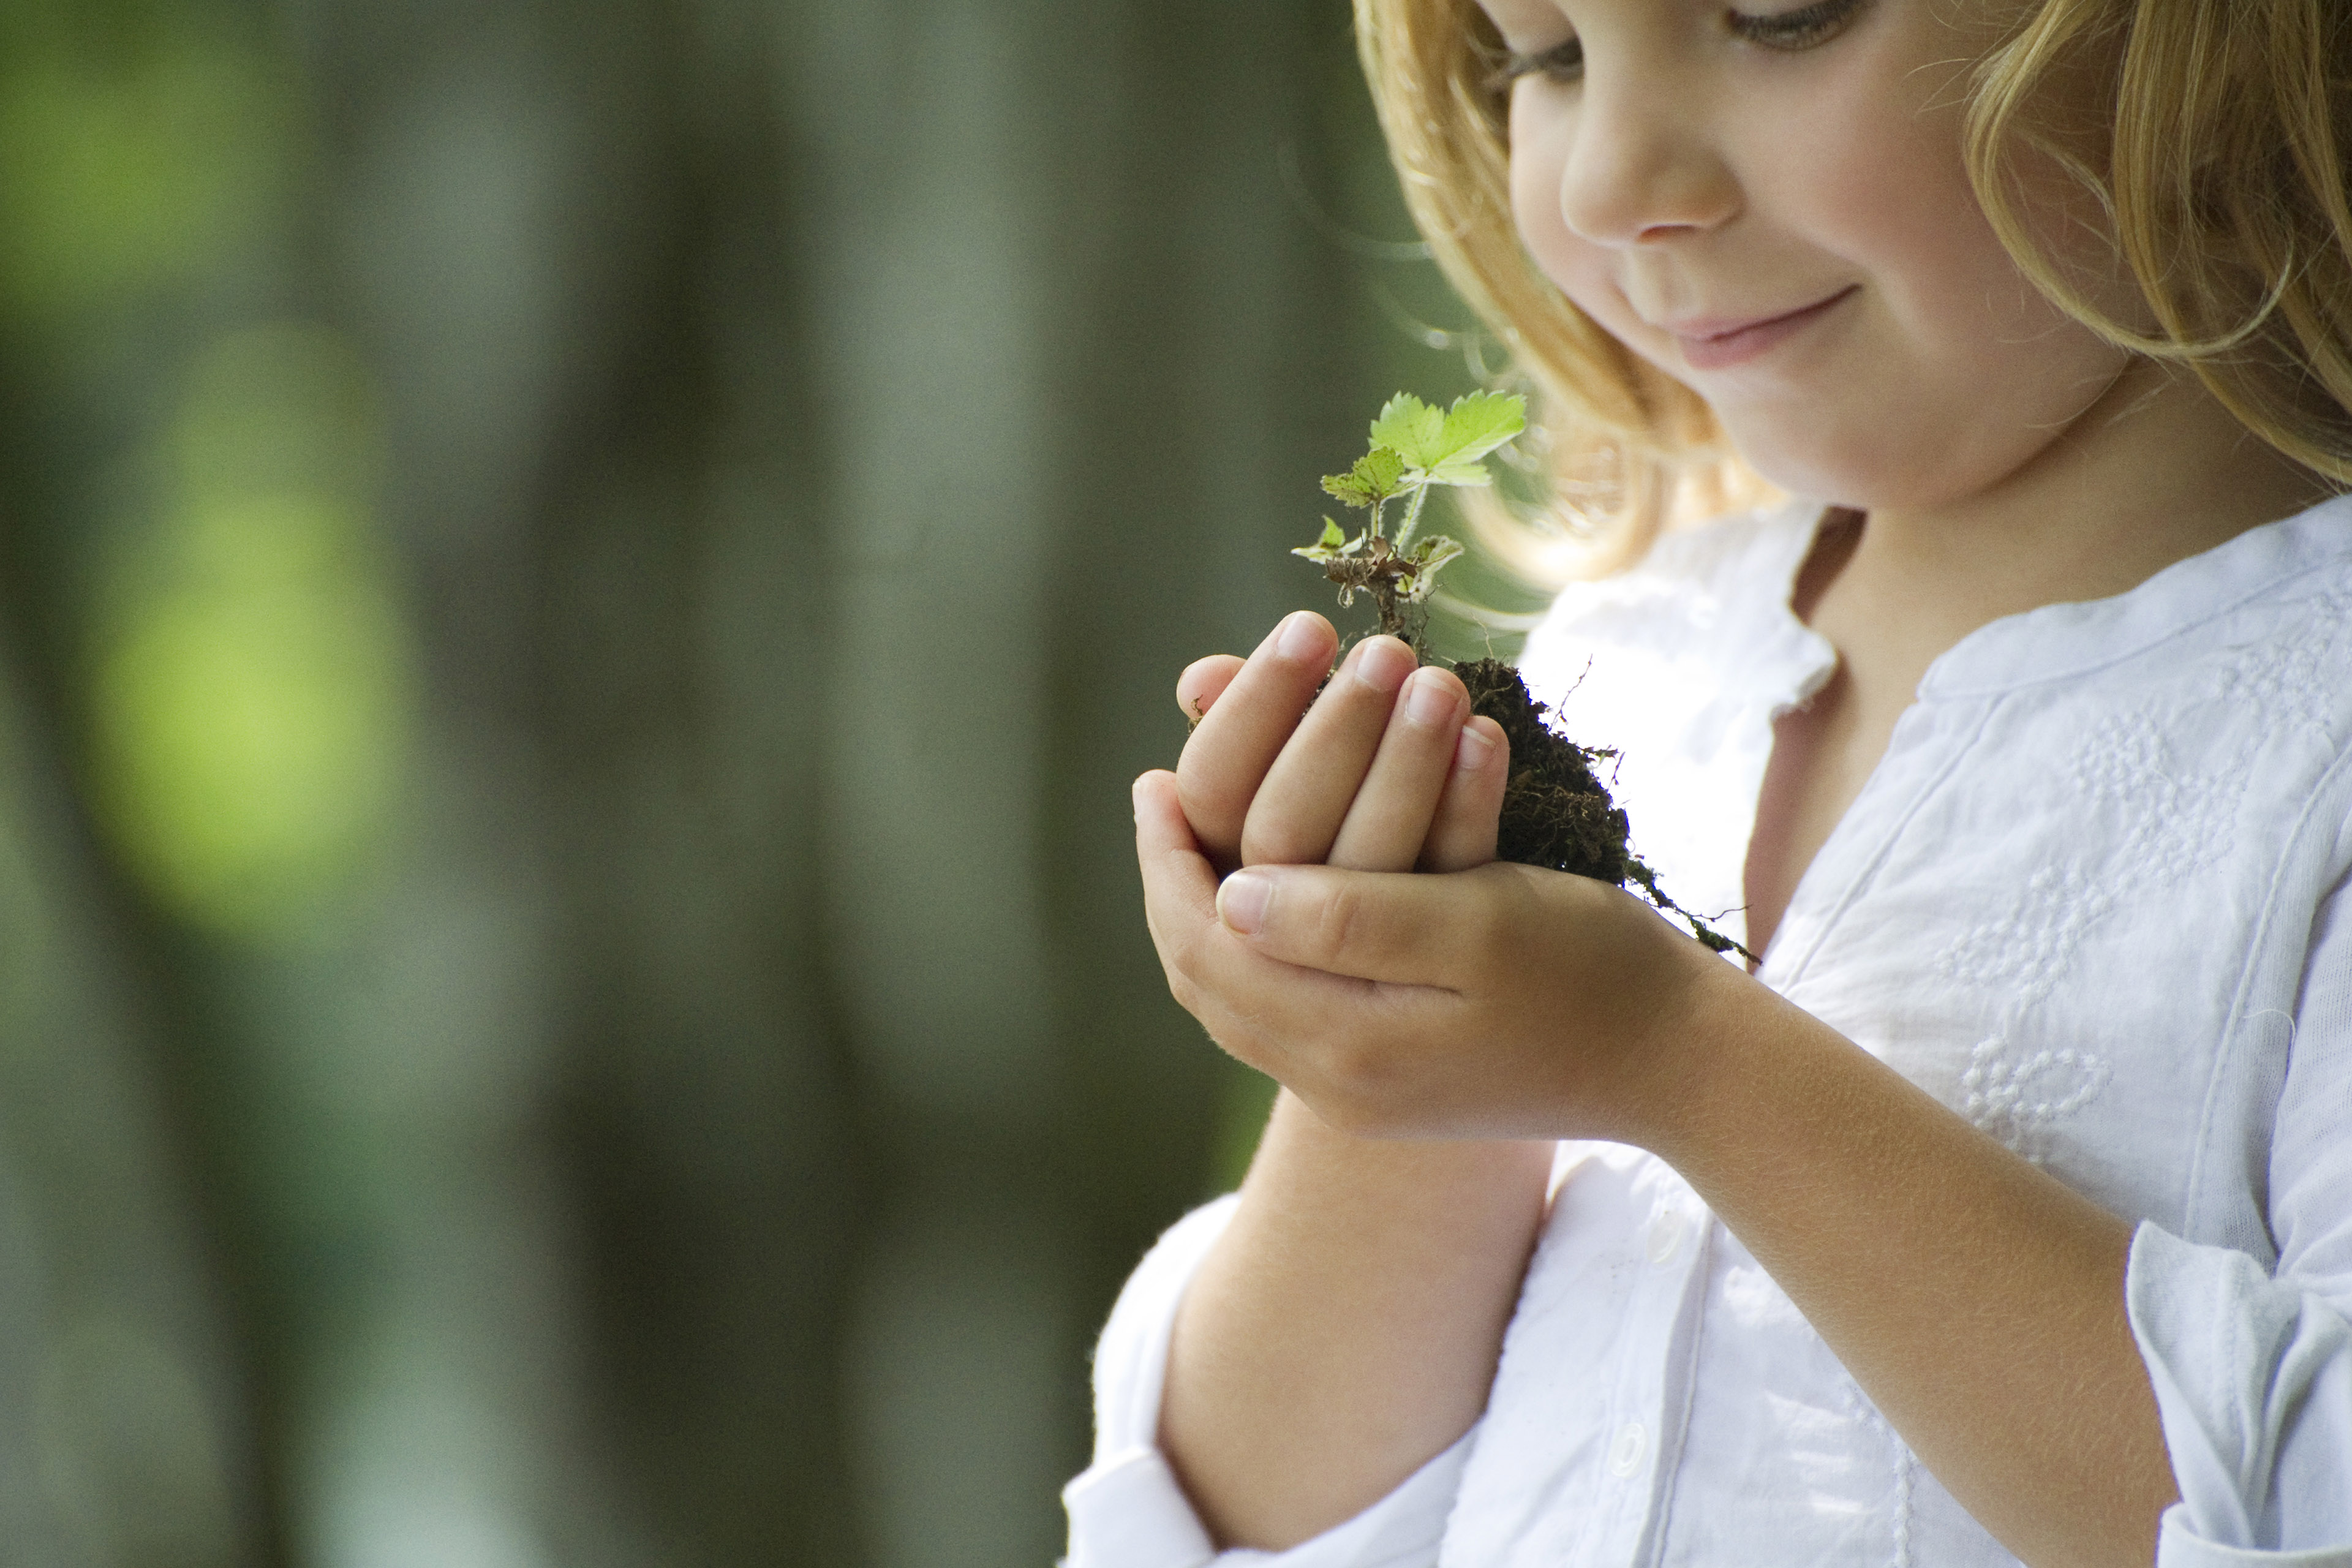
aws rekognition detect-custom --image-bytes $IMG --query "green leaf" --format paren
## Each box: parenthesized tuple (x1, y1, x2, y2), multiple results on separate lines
(1291, 518, 1352, 562)
(1407, 533, 1466, 570)
(1371, 390, 1526, 470)
(1321, 445, 1407, 508)
(1422, 459, 1498, 488)
(1370, 390, 1527, 488)
(1434, 391, 1526, 467)
(1367, 394, 1447, 468)
(1403, 535, 1466, 601)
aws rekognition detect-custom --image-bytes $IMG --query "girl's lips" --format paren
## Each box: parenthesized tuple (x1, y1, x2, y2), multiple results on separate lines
(1671, 286, 1858, 371)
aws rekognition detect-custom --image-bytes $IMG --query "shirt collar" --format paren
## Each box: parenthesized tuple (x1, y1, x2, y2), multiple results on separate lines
(1918, 492, 2352, 701)
(1729, 498, 1840, 715)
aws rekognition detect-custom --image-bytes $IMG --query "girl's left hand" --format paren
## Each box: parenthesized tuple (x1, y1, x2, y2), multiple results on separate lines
(1136, 770, 1741, 1145)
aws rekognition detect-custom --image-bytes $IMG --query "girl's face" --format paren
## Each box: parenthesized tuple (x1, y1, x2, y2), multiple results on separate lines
(1479, 0, 2130, 511)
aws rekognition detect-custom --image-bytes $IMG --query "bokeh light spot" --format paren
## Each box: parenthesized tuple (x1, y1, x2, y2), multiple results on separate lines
(90, 326, 412, 941)
(0, 28, 289, 320)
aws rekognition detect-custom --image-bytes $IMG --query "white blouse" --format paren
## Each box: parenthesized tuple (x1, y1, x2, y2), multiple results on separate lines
(1066, 497, 2352, 1567)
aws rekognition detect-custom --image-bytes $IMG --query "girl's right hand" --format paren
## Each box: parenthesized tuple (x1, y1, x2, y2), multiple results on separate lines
(1173, 610, 1507, 880)
(1149, 612, 1547, 1551)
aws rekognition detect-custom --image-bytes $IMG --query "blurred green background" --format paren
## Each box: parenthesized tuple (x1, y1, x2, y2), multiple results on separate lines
(0, 0, 1524, 1562)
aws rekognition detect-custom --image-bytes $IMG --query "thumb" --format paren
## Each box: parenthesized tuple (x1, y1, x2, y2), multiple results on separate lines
(1213, 861, 1517, 988)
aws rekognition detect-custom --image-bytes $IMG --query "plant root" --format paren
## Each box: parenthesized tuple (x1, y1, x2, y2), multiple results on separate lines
(1454, 657, 1754, 962)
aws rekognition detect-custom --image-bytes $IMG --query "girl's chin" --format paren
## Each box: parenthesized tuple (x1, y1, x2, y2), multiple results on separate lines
(1714, 419, 1932, 511)
(1712, 438, 1856, 505)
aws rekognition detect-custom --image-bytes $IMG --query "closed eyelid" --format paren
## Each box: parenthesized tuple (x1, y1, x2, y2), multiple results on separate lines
(1492, 0, 1868, 92)
(1509, 37, 1581, 64)
(1490, 0, 1873, 53)
(1727, 0, 1874, 47)
(1492, 32, 1583, 91)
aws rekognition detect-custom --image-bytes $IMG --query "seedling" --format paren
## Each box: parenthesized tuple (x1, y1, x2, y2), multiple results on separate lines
(1298, 391, 1752, 960)
(1292, 390, 1521, 648)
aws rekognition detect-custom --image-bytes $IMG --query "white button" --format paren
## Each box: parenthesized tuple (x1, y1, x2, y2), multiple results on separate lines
(1645, 1210, 1684, 1265)
(1608, 1421, 1646, 1478)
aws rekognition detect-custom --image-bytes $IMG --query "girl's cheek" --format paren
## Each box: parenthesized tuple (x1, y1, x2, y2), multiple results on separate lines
(1506, 104, 1691, 389)
(1506, 102, 1564, 273)
(1510, 142, 1626, 348)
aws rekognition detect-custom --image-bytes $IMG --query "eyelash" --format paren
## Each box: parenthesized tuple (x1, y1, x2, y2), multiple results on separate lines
(1494, 0, 1873, 89)
(1733, 0, 1872, 50)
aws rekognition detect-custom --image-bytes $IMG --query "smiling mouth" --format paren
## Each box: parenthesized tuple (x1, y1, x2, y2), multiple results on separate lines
(1670, 286, 1859, 372)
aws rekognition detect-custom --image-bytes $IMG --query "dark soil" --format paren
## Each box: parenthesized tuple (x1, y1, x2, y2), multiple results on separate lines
(1454, 657, 1751, 960)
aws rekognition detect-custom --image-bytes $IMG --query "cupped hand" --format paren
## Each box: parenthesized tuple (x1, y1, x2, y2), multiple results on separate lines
(1173, 611, 1506, 878)
(1135, 772, 1737, 1143)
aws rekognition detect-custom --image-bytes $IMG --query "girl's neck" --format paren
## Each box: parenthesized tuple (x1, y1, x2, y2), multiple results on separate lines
(1744, 363, 2339, 960)
(1810, 358, 2340, 666)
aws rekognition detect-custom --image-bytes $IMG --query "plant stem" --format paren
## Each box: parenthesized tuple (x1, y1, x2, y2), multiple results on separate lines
(1368, 493, 1390, 541)
(1395, 481, 1431, 550)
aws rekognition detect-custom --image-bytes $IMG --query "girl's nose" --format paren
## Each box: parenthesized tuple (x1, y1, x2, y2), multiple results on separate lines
(1556, 77, 1739, 247)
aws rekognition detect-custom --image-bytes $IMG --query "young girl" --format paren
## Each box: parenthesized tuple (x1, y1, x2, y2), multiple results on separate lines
(1069, 0, 2352, 1562)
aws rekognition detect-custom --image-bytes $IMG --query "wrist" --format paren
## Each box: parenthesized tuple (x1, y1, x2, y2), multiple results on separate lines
(1609, 940, 1785, 1161)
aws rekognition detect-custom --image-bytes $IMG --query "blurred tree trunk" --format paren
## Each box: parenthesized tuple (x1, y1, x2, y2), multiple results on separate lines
(0, 0, 1430, 1562)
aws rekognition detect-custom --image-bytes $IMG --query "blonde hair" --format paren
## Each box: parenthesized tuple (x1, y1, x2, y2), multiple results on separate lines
(1354, 0, 2352, 578)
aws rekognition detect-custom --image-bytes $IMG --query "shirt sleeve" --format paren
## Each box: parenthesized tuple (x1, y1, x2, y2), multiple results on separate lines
(2125, 875, 2352, 1563)
(1061, 1195, 1472, 1568)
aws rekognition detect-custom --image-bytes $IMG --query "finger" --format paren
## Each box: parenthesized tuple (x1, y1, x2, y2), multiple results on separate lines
(1240, 635, 1419, 867)
(1135, 769, 1220, 938)
(1175, 655, 1245, 724)
(1137, 769, 1252, 1014)
(1137, 772, 1410, 1054)
(1325, 665, 1469, 872)
(1177, 612, 1338, 864)
(1420, 715, 1507, 873)
(1213, 861, 1533, 989)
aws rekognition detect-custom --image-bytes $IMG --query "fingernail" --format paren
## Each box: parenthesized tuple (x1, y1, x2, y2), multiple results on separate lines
(1217, 869, 1272, 935)
(1352, 638, 1414, 695)
(1404, 669, 1457, 727)
(1275, 612, 1324, 662)
(1455, 721, 1498, 770)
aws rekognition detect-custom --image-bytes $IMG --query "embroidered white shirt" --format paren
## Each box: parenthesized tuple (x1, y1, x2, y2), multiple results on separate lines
(1065, 497, 2352, 1567)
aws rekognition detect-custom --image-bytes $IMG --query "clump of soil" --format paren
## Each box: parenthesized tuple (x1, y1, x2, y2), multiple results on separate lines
(1453, 656, 1751, 960)
(1283, 388, 1747, 959)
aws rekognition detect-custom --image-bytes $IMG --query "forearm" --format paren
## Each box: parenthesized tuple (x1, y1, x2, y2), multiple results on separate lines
(1159, 1090, 1551, 1550)
(1656, 969, 2177, 1568)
